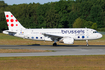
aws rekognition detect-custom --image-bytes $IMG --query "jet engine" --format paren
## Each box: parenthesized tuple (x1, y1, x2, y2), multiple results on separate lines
(59, 37, 74, 44)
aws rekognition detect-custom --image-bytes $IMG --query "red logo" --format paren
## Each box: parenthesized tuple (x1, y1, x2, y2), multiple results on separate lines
(11, 24, 14, 27)
(10, 19, 14, 22)
(15, 19, 18, 22)
(16, 24, 18, 26)
(6, 19, 9, 22)
(6, 15, 9, 18)
(11, 15, 13, 17)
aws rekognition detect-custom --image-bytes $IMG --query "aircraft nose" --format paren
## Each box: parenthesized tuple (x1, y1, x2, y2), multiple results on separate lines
(98, 33, 103, 38)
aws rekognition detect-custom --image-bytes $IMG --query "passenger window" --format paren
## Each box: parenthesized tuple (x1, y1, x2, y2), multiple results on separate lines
(82, 36, 85, 38)
(32, 37, 34, 39)
(78, 36, 80, 38)
(36, 37, 38, 39)
(40, 37, 42, 39)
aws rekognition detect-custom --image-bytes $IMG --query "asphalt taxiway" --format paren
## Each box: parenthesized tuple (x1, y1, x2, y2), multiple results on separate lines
(0, 45, 105, 57)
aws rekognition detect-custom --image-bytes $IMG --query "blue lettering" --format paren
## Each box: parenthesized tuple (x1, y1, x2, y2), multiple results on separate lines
(61, 30, 85, 34)
(77, 30, 80, 33)
(61, 30, 64, 34)
(74, 30, 76, 34)
(64, 30, 67, 34)
(68, 30, 71, 34)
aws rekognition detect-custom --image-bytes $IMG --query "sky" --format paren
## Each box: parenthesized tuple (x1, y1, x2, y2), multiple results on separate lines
(4, 0, 60, 5)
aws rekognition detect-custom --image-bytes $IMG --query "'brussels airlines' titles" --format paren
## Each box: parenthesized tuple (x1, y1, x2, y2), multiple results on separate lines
(61, 30, 84, 34)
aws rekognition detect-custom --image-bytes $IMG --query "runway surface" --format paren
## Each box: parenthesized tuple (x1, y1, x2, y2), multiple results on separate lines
(0, 45, 105, 57)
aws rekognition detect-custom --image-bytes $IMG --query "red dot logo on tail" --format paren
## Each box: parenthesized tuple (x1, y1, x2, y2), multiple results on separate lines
(15, 19, 18, 22)
(16, 24, 18, 26)
(6, 15, 9, 18)
(6, 19, 9, 22)
(11, 15, 13, 17)
(10, 19, 14, 22)
(11, 24, 14, 27)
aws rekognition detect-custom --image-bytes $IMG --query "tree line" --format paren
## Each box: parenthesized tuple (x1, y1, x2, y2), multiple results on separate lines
(0, 0, 105, 32)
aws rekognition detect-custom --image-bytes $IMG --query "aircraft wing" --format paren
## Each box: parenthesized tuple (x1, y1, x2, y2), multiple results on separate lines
(42, 33, 63, 39)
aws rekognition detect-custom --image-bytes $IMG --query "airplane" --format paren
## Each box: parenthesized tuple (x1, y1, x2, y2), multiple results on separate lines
(3, 11, 102, 46)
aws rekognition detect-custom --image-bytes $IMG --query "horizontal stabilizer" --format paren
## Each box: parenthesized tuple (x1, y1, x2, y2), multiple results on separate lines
(3, 30, 17, 35)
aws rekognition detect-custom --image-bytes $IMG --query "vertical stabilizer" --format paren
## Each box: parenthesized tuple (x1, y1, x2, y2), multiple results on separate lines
(4, 11, 25, 31)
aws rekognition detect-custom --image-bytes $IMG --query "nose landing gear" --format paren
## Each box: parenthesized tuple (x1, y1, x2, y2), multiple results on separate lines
(86, 40, 88, 46)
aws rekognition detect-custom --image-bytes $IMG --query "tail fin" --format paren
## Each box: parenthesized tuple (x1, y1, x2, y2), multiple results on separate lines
(4, 11, 25, 31)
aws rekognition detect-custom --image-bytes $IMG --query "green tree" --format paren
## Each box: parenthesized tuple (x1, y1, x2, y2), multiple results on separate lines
(84, 21, 93, 28)
(91, 23, 97, 30)
(87, 5, 103, 28)
(73, 17, 85, 28)
(68, 12, 78, 28)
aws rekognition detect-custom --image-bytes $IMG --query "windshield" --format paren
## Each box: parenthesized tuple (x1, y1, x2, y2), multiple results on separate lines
(93, 31, 98, 33)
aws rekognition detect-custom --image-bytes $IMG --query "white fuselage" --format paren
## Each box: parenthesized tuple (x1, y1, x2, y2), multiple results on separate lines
(5, 28, 102, 42)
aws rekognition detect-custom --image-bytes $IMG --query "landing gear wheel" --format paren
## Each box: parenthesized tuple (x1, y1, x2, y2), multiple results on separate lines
(86, 40, 89, 46)
(87, 43, 88, 46)
(53, 43, 57, 46)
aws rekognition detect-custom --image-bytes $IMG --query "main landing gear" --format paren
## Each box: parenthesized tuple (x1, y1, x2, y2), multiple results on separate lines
(86, 40, 88, 46)
(53, 40, 57, 46)
(53, 43, 57, 46)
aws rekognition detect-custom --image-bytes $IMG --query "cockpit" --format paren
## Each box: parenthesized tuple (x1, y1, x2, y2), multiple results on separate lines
(93, 31, 98, 33)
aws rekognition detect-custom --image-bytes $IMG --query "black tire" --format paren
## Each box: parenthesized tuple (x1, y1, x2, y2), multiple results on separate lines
(53, 43, 57, 46)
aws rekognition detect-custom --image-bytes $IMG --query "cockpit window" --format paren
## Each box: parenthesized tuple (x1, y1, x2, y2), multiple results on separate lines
(93, 31, 98, 33)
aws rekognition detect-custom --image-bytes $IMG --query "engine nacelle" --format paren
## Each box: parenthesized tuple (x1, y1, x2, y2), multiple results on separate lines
(59, 38, 74, 44)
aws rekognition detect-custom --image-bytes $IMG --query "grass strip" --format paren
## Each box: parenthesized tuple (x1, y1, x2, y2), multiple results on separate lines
(0, 55, 105, 70)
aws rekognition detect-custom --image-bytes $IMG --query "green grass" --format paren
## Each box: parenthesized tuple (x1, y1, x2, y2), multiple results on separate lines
(0, 49, 52, 53)
(0, 33, 22, 40)
(0, 55, 105, 70)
